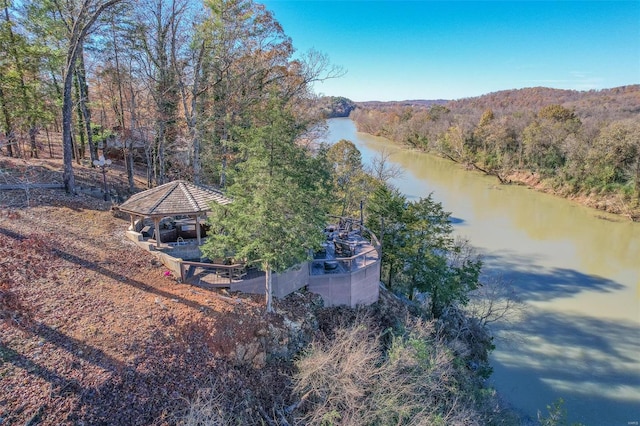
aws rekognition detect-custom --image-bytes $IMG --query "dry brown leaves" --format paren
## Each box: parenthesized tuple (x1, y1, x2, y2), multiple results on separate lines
(0, 154, 304, 425)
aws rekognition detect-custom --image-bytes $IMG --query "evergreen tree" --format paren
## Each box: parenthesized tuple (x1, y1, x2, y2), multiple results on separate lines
(366, 183, 482, 318)
(202, 100, 330, 312)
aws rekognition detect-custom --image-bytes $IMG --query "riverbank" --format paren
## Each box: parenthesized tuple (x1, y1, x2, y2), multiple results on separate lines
(504, 170, 640, 222)
(354, 129, 640, 222)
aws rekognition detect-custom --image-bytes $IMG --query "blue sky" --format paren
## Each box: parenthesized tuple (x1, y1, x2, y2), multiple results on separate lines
(261, 1, 640, 101)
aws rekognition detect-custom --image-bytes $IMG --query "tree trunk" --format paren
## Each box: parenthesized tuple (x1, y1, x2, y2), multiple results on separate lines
(63, 50, 77, 193)
(127, 82, 137, 192)
(59, 0, 127, 188)
(28, 126, 38, 159)
(175, 38, 205, 185)
(127, 149, 134, 191)
(192, 127, 201, 184)
(145, 145, 153, 188)
(45, 127, 53, 158)
(76, 46, 97, 163)
(3, 0, 37, 158)
(74, 71, 85, 163)
(265, 265, 273, 313)
(157, 126, 166, 184)
(0, 85, 15, 158)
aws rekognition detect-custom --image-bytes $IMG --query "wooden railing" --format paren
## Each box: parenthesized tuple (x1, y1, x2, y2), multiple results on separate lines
(179, 260, 246, 283)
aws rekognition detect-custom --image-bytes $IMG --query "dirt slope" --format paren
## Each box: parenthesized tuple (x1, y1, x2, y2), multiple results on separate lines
(0, 155, 317, 425)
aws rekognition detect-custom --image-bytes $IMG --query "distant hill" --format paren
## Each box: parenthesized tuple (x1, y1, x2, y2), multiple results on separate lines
(356, 99, 448, 109)
(349, 85, 640, 120)
(316, 96, 357, 118)
(446, 85, 640, 119)
(349, 84, 640, 220)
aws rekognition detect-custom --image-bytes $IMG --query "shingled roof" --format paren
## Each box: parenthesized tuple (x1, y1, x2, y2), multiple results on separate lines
(116, 180, 231, 217)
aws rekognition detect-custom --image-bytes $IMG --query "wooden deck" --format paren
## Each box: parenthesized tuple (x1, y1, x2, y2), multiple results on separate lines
(126, 214, 381, 306)
(309, 225, 380, 276)
(180, 260, 264, 288)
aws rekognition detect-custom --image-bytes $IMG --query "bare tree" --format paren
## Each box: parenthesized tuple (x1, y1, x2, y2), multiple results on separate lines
(57, 0, 126, 194)
(367, 148, 404, 184)
(465, 274, 526, 330)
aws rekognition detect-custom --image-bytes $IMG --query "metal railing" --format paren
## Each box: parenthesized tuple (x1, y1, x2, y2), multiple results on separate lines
(309, 245, 379, 275)
(310, 216, 381, 276)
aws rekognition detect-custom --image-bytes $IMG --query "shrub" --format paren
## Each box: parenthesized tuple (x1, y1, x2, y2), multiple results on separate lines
(292, 315, 507, 425)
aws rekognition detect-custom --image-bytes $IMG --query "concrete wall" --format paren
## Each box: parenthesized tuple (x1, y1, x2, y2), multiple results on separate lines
(308, 261, 380, 307)
(231, 263, 309, 298)
(272, 264, 309, 298)
(126, 229, 379, 307)
(308, 273, 352, 306)
(348, 263, 380, 306)
(157, 252, 183, 277)
(162, 245, 201, 260)
(126, 230, 143, 242)
(231, 275, 264, 294)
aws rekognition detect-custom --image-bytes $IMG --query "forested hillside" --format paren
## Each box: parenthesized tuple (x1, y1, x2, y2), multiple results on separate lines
(351, 85, 640, 220)
(1, 145, 535, 424)
(0, 0, 341, 193)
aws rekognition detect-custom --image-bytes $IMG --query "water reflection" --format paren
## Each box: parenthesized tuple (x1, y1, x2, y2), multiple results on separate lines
(324, 118, 640, 424)
(491, 310, 640, 425)
(482, 249, 625, 302)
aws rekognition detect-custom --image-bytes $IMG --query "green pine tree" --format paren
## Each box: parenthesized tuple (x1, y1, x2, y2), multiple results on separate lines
(202, 100, 331, 312)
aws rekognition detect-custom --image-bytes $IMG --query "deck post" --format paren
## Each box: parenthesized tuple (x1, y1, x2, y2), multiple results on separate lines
(153, 217, 161, 248)
(195, 215, 202, 245)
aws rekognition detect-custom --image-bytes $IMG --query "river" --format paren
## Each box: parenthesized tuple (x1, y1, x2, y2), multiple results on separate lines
(323, 118, 640, 425)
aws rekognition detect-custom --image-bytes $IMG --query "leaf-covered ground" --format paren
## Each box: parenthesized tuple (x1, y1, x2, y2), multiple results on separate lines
(0, 153, 315, 425)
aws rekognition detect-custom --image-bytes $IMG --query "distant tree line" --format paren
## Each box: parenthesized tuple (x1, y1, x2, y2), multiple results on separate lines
(351, 86, 640, 218)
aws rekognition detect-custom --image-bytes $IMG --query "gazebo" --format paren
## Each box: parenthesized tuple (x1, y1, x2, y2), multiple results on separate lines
(116, 180, 231, 247)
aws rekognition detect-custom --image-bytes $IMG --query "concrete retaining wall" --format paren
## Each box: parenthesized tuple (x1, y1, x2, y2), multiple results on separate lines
(157, 252, 183, 277)
(230, 263, 309, 297)
(308, 261, 380, 307)
(273, 264, 309, 298)
(162, 245, 201, 260)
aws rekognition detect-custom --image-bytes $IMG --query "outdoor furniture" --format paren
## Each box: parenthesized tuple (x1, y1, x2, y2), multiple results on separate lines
(231, 264, 247, 279)
(215, 263, 246, 280)
(140, 225, 152, 237)
(334, 240, 354, 257)
(156, 227, 177, 243)
(314, 245, 327, 259)
(324, 260, 339, 270)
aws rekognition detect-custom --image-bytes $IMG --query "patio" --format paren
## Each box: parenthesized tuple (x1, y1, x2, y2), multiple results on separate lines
(310, 221, 380, 276)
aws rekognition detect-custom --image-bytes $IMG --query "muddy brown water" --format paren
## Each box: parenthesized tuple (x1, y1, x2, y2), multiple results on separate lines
(324, 118, 640, 425)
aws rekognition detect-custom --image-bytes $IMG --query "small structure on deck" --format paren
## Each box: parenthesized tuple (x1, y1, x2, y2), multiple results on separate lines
(115, 180, 230, 248)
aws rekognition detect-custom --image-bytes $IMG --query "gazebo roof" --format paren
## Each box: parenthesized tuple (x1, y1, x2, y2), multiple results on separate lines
(116, 180, 231, 217)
